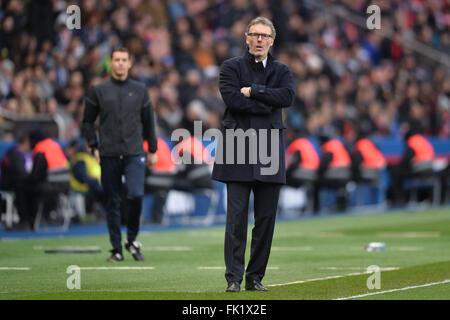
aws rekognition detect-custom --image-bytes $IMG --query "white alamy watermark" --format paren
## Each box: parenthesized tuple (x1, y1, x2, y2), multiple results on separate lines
(66, 265, 81, 290)
(366, 5, 381, 30)
(66, 5, 81, 30)
(170, 121, 281, 176)
(366, 265, 381, 290)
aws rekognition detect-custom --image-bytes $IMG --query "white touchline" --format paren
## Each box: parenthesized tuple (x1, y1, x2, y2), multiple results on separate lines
(0, 267, 31, 271)
(320, 267, 399, 271)
(79, 267, 155, 270)
(334, 279, 450, 300)
(267, 268, 398, 287)
(197, 266, 280, 270)
(267, 272, 367, 287)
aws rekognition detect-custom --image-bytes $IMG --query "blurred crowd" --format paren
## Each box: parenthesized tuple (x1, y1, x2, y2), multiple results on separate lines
(0, 0, 449, 145)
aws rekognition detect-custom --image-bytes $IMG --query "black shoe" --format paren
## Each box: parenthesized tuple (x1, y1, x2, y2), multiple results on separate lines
(125, 241, 145, 261)
(226, 282, 240, 292)
(107, 250, 124, 262)
(245, 280, 268, 291)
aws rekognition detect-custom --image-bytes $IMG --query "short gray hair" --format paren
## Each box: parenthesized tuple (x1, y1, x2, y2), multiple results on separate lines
(246, 17, 276, 39)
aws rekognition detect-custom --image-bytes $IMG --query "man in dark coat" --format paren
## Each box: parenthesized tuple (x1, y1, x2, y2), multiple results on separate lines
(212, 17, 295, 292)
(82, 47, 158, 262)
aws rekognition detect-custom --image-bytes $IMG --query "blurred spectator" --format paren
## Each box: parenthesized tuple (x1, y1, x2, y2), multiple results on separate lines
(0, 130, 32, 229)
(0, 59, 14, 102)
(388, 121, 436, 205)
(286, 133, 320, 186)
(315, 130, 352, 212)
(26, 131, 71, 226)
(351, 124, 386, 183)
(65, 138, 102, 196)
(65, 138, 105, 222)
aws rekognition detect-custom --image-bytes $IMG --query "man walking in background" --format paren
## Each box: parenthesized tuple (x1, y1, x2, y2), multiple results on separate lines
(213, 17, 295, 292)
(82, 47, 158, 262)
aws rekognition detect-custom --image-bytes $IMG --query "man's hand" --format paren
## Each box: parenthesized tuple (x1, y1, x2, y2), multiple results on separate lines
(240, 87, 251, 98)
(146, 152, 158, 169)
(93, 149, 100, 164)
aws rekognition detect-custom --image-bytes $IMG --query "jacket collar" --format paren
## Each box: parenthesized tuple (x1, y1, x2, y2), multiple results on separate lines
(110, 76, 129, 85)
(245, 49, 273, 68)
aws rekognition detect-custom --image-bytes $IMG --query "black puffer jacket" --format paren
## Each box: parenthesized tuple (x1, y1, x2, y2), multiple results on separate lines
(82, 77, 157, 156)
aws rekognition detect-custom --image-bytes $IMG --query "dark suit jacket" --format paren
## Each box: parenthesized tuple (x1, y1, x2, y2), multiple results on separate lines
(212, 50, 295, 184)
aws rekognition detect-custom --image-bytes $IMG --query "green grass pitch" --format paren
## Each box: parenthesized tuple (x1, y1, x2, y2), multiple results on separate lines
(0, 207, 449, 300)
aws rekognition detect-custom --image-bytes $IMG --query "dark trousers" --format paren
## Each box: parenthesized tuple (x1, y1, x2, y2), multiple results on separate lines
(225, 181, 281, 284)
(101, 156, 146, 253)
